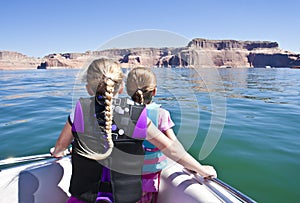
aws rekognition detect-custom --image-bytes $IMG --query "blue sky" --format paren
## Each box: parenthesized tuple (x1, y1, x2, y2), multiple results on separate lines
(1, 0, 299, 57)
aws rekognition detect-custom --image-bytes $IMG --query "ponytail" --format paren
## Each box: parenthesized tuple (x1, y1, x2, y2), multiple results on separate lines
(126, 67, 156, 105)
(131, 88, 154, 105)
(132, 89, 144, 104)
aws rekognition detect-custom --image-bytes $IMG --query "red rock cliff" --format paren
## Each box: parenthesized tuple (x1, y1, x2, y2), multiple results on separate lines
(1, 38, 300, 70)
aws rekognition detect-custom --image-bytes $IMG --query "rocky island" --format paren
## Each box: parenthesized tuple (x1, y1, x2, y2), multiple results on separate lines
(1, 38, 300, 70)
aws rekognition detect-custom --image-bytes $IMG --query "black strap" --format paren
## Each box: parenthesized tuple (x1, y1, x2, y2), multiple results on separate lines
(98, 181, 112, 193)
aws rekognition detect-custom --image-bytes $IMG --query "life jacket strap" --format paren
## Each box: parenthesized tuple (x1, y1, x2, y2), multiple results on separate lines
(99, 181, 112, 193)
(144, 147, 159, 152)
(99, 167, 112, 193)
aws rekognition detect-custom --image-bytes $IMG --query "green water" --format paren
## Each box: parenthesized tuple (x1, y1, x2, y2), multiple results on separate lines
(0, 68, 299, 202)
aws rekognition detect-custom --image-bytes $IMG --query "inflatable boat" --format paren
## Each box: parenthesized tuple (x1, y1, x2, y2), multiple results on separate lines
(0, 155, 256, 203)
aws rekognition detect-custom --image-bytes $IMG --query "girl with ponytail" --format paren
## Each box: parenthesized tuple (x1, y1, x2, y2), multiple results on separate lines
(126, 67, 217, 203)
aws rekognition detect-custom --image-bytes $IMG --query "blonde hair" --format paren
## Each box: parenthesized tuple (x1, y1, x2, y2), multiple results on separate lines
(76, 58, 124, 160)
(126, 67, 156, 104)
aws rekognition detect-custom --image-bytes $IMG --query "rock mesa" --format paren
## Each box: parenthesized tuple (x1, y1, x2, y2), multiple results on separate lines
(1, 38, 300, 70)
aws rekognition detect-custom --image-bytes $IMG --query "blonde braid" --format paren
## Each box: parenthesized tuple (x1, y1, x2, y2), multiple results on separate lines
(75, 58, 123, 161)
(104, 77, 115, 149)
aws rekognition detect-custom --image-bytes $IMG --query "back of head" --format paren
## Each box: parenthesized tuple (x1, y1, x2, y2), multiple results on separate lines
(126, 67, 157, 104)
(86, 58, 123, 96)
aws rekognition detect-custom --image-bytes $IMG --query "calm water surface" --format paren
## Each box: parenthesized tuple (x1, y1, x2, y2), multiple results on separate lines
(0, 68, 299, 203)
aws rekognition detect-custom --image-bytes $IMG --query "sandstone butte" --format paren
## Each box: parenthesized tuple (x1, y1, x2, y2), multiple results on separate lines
(1, 38, 300, 70)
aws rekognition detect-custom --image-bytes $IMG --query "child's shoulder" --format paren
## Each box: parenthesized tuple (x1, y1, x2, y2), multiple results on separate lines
(158, 107, 171, 116)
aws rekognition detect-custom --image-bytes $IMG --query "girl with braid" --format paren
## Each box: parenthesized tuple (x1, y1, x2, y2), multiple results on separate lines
(126, 67, 217, 203)
(52, 60, 217, 203)
(52, 58, 134, 203)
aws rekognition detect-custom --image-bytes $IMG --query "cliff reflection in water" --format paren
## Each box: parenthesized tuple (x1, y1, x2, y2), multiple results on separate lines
(179, 67, 291, 104)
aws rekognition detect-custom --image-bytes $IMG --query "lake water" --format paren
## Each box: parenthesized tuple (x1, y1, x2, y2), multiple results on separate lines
(0, 68, 299, 202)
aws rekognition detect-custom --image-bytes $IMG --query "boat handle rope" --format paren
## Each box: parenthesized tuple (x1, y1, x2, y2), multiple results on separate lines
(210, 177, 257, 203)
(0, 148, 71, 166)
(0, 153, 53, 166)
(183, 168, 257, 203)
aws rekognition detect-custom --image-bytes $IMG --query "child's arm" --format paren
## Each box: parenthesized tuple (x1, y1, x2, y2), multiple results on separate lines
(158, 108, 177, 140)
(163, 128, 177, 140)
(146, 119, 217, 178)
(52, 121, 73, 158)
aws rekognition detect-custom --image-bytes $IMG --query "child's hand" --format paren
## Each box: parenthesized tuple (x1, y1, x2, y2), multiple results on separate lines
(200, 165, 217, 179)
(50, 147, 70, 158)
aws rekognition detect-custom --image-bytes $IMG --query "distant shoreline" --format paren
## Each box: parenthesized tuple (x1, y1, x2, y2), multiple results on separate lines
(1, 38, 300, 70)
